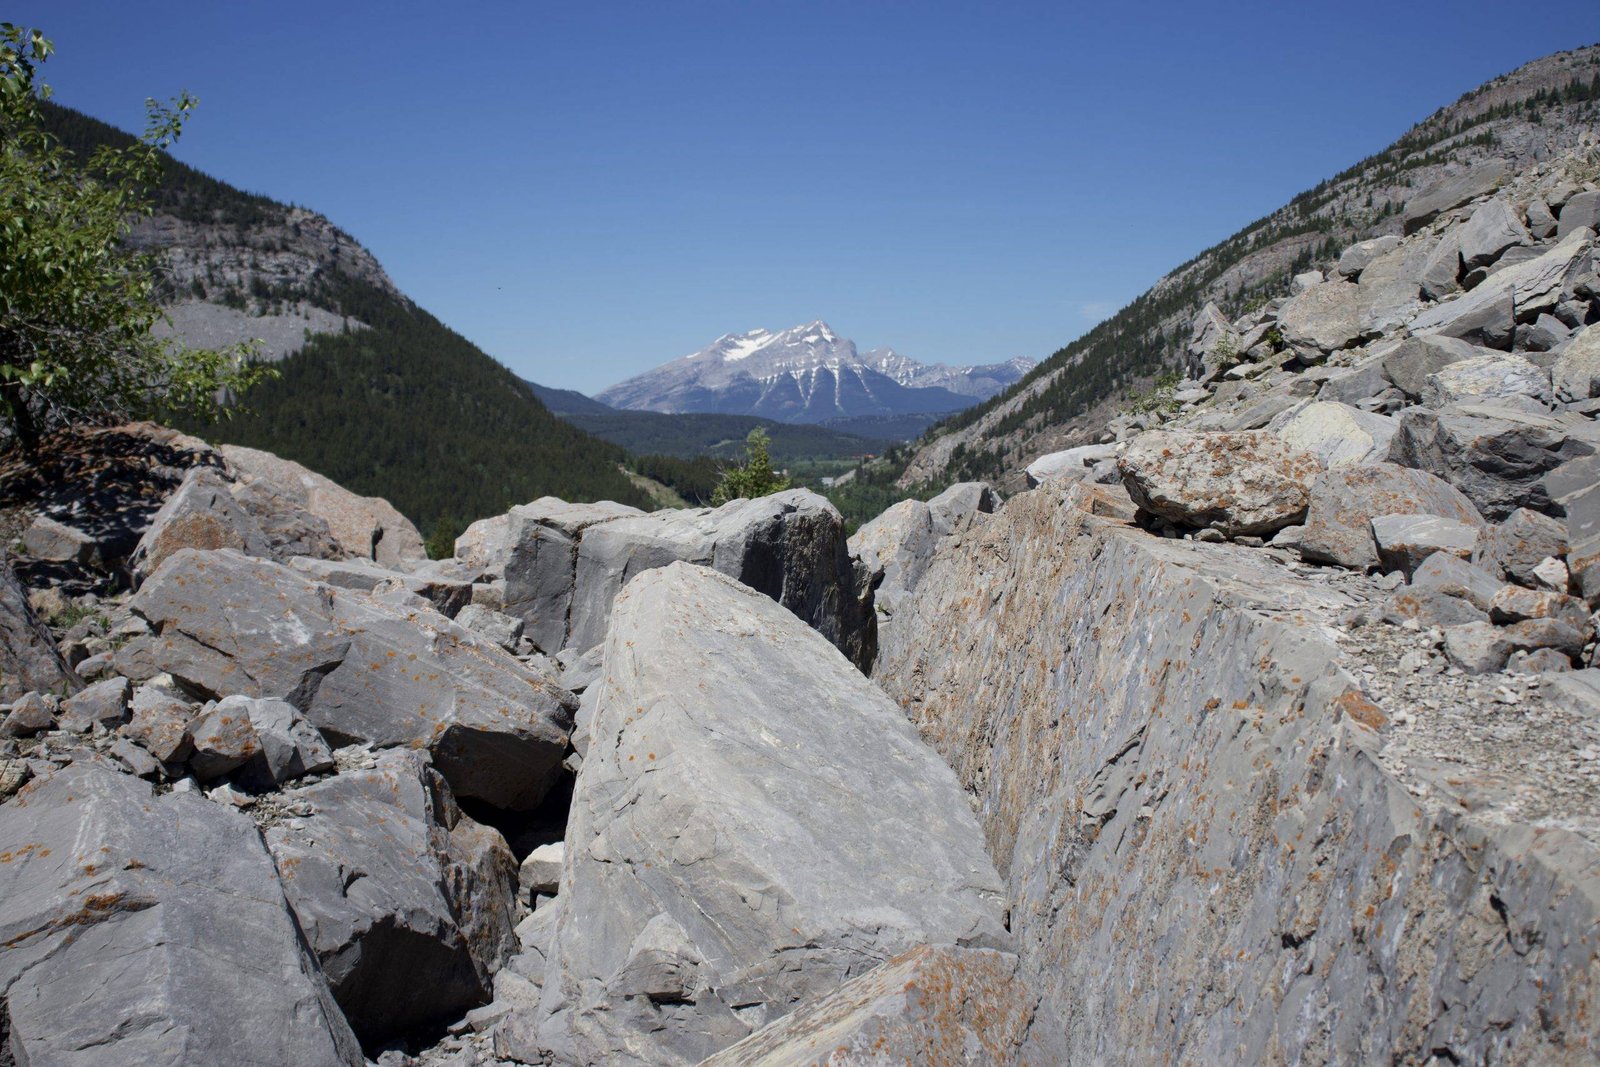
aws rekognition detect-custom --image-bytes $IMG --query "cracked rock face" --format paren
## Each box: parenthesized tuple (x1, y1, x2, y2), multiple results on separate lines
(700, 944, 1034, 1066)
(874, 480, 1600, 1064)
(0, 762, 363, 1066)
(129, 548, 573, 809)
(265, 750, 518, 1042)
(524, 562, 1009, 1066)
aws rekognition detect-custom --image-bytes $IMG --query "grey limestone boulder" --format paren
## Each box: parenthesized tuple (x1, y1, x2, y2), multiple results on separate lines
(231, 694, 334, 787)
(121, 684, 195, 765)
(1390, 402, 1600, 520)
(501, 497, 647, 654)
(0, 692, 57, 738)
(129, 466, 274, 584)
(266, 749, 518, 1042)
(926, 480, 995, 535)
(526, 563, 1008, 1066)
(287, 555, 472, 617)
(56, 676, 131, 733)
(1025, 444, 1118, 487)
(700, 945, 1034, 1067)
(221, 443, 426, 567)
(227, 475, 346, 562)
(1381, 335, 1494, 401)
(0, 762, 363, 1065)
(1458, 197, 1532, 269)
(21, 515, 98, 566)
(1356, 238, 1432, 334)
(1558, 189, 1600, 239)
(1474, 507, 1568, 586)
(1411, 227, 1595, 347)
(1277, 277, 1366, 353)
(1371, 514, 1481, 577)
(1526, 197, 1558, 239)
(1270, 401, 1396, 468)
(1411, 551, 1503, 614)
(185, 698, 263, 781)
(871, 479, 1600, 1062)
(129, 548, 573, 809)
(453, 602, 525, 652)
(1554, 322, 1600, 402)
(567, 489, 873, 670)
(1419, 228, 1464, 300)
(0, 560, 74, 702)
(1421, 352, 1551, 409)
(1336, 235, 1402, 279)
(1118, 430, 1321, 536)
(455, 512, 514, 576)
(1402, 160, 1509, 234)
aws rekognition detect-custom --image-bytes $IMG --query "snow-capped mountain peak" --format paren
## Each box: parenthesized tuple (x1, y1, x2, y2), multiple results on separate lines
(599, 322, 1035, 424)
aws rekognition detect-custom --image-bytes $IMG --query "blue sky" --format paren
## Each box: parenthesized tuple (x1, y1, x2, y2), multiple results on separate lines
(19, 2, 1600, 393)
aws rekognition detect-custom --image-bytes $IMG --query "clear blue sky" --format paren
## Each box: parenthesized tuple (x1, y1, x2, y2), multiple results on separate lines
(19, 2, 1600, 393)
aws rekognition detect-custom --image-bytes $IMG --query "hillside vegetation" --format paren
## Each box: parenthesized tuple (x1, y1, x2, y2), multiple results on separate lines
(40, 102, 652, 536)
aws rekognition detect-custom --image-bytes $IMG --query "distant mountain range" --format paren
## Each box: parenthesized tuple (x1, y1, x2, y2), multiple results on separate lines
(595, 322, 1032, 423)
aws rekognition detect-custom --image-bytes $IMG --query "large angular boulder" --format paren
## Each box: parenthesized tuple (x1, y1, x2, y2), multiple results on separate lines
(1299, 464, 1484, 571)
(1457, 197, 1531, 269)
(220, 443, 425, 567)
(526, 564, 1008, 1066)
(1380, 335, 1494, 401)
(926, 481, 996, 535)
(700, 945, 1033, 1067)
(1558, 190, 1600, 239)
(1411, 228, 1595, 345)
(1421, 353, 1551, 409)
(0, 762, 363, 1065)
(455, 512, 515, 575)
(872, 480, 1600, 1062)
(287, 554, 472, 617)
(1391, 402, 1600, 520)
(1025, 444, 1118, 487)
(1356, 238, 1432, 333)
(1277, 277, 1365, 353)
(1402, 160, 1509, 233)
(567, 490, 873, 669)
(0, 559, 75, 702)
(1118, 430, 1320, 536)
(128, 466, 273, 584)
(227, 475, 346, 562)
(1269, 401, 1396, 468)
(21, 515, 98, 566)
(1419, 228, 1464, 299)
(500, 498, 646, 653)
(1474, 507, 1569, 586)
(1335, 235, 1402, 279)
(266, 750, 518, 1041)
(1553, 323, 1600, 402)
(129, 548, 573, 809)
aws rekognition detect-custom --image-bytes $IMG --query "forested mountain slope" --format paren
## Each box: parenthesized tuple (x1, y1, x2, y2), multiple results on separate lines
(40, 103, 651, 534)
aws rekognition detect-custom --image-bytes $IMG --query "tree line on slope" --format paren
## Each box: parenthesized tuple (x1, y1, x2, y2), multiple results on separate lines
(180, 276, 655, 539)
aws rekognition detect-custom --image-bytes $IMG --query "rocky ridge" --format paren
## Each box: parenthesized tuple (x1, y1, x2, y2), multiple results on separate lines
(896, 43, 1600, 492)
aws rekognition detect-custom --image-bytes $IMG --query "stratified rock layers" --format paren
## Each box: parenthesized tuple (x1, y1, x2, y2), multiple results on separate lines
(875, 481, 1600, 1064)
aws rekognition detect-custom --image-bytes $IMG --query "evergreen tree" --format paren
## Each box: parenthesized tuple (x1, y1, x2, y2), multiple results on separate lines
(712, 428, 790, 505)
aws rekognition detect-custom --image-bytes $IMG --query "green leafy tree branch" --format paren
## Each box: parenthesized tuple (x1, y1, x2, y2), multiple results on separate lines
(0, 23, 272, 454)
